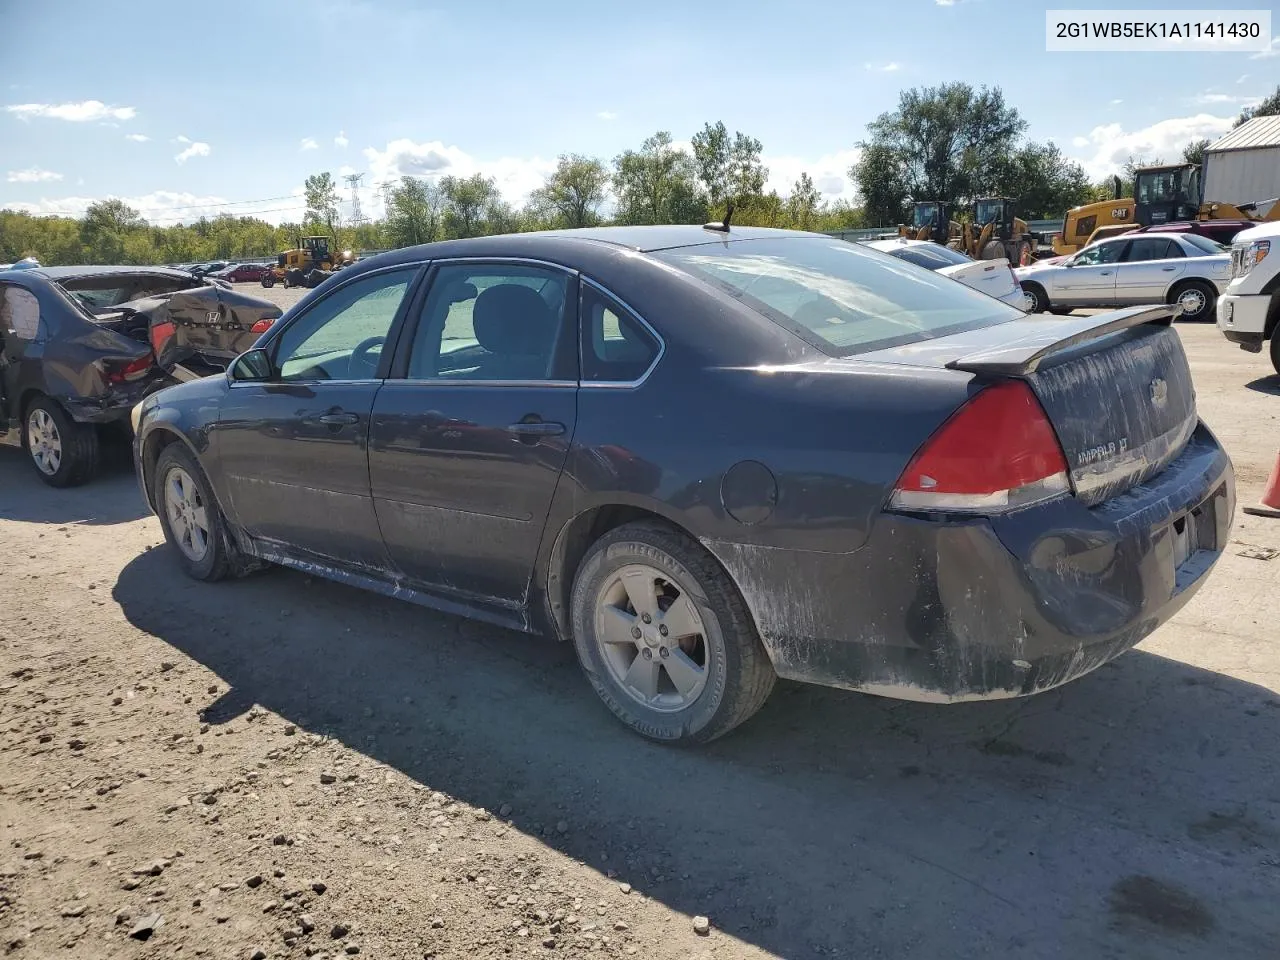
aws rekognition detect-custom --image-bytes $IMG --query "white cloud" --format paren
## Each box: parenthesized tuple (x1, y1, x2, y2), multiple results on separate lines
(174, 134, 190, 143)
(597, 110, 618, 121)
(864, 62, 900, 72)
(1194, 92, 1257, 105)
(334, 130, 349, 148)
(7, 168, 63, 183)
(174, 139, 211, 164)
(5, 100, 136, 122)
(300, 137, 319, 151)
(339, 164, 356, 176)
(763, 148, 861, 203)
(1071, 136, 1090, 147)
(1250, 37, 1279, 58)
(1237, 74, 1249, 84)
(1, 190, 307, 225)
(1110, 99, 1124, 105)
(125, 133, 150, 142)
(935, 0, 957, 5)
(1067, 114, 1235, 180)
(363, 138, 557, 206)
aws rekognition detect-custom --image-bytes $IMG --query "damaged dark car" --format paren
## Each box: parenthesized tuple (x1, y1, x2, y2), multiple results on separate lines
(133, 227, 1234, 744)
(1, 265, 280, 486)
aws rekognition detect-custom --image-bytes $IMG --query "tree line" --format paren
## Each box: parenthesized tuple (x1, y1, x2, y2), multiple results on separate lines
(4, 82, 1275, 267)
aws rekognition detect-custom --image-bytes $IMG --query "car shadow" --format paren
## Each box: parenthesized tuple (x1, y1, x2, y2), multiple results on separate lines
(1244, 375, 1280, 396)
(112, 550, 1280, 959)
(0, 438, 149, 524)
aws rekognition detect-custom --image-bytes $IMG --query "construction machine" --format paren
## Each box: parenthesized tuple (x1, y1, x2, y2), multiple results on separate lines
(897, 201, 957, 245)
(949, 198, 1038, 266)
(1051, 164, 1280, 257)
(260, 235, 356, 288)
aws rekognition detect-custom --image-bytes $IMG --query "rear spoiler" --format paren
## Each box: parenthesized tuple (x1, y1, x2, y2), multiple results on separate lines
(945, 305, 1180, 377)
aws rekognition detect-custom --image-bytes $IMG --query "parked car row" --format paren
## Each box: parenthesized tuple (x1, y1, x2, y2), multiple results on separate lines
(125, 225, 1234, 744)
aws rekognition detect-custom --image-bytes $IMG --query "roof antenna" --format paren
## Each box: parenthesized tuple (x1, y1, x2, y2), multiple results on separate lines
(703, 200, 733, 233)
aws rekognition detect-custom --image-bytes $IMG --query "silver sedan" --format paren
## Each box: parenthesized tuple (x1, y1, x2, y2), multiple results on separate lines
(1015, 232, 1231, 321)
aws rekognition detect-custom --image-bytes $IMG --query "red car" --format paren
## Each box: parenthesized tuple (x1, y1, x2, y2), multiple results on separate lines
(211, 263, 271, 283)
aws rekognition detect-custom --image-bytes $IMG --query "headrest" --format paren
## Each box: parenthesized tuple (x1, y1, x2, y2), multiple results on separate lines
(473, 285, 553, 354)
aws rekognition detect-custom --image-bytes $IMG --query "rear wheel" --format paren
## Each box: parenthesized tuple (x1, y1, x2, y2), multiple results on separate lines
(261, 273, 275, 288)
(1270, 334, 1280, 376)
(25, 397, 98, 487)
(980, 240, 1005, 261)
(570, 521, 776, 744)
(154, 444, 234, 581)
(1170, 280, 1216, 322)
(1020, 282, 1049, 314)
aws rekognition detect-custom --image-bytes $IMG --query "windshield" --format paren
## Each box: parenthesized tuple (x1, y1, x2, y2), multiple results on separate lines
(655, 238, 1021, 357)
(974, 200, 1004, 224)
(911, 204, 941, 229)
(1136, 169, 1186, 204)
(1181, 233, 1228, 256)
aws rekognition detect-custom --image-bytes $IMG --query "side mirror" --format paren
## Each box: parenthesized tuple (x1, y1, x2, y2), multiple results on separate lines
(228, 347, 272, 382)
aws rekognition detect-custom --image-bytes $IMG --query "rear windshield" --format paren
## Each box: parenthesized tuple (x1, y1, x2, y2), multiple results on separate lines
(1181, 234, 1227, 256)
(880, 243, 972, 270)
(655, 237, 1021, 357)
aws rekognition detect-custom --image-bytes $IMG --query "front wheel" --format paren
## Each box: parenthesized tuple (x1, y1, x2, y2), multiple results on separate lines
(154, 444, 234, 581)
(25, 397, 98, 487)
(570, 521, 776, 744)
(261, 274, 275, 288)
(1171, 280, 1217, 322)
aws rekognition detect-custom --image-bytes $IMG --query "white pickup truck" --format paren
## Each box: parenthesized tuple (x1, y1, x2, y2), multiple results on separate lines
(1217, 221, 1280, 374)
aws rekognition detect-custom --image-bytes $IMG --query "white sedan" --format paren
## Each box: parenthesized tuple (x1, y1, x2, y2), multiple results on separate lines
(864, 238, 1027, 309)
(1015, 232, 1231, 321)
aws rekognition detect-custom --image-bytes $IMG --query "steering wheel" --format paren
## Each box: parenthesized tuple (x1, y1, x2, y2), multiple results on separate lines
(350, 336, 387, 377)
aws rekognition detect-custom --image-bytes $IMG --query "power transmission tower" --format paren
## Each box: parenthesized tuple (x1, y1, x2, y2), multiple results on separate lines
(343, 172, 367, 225)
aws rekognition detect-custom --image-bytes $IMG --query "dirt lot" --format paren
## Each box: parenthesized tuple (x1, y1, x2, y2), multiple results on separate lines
(2, 299, 1279, 959)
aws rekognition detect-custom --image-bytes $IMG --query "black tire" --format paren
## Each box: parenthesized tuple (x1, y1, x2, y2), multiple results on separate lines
(261, 273, 275, 288)
(23, 396, 98, 488)
(1169, 279, 1217, 322)
(1270, 334, 1280, 377)
(1021, 282, 1049, 314)
(980, 240, 1006, 261)
(570, 521, 776, 744)
(153, 444, 235, 582)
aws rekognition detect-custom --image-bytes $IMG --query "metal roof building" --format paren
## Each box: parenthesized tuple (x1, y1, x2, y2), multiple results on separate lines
(1203, 116, 1280, 208)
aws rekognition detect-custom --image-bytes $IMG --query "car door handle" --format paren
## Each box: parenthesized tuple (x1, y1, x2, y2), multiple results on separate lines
(1100, 271, 1113, 276)
(318, 412, 359, 425)
(1161, 266, 1177, 271)
(506, 420, 565, 437)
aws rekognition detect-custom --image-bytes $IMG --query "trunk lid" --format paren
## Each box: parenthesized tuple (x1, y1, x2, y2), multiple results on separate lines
(857, 307, 1197, 506)
(939, 259, 1019, 302)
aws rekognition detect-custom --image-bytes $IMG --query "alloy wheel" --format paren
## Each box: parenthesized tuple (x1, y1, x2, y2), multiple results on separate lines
(27, 408, 62, 476)
(164, 466, 211, 563)
(593, 563, 710, 712)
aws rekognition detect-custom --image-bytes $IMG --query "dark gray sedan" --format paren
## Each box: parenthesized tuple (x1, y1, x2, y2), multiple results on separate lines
(131, 226, 1234, 743)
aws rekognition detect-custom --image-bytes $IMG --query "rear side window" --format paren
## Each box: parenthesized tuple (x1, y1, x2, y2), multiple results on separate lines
(884, 244, 971, 271)
(1181, 234, 1228, 257)
(1124, 238, 1174, 262)
(1, 284, 43, 340)
(580, 283, 660, 382)
(656, 237, 1021, 357)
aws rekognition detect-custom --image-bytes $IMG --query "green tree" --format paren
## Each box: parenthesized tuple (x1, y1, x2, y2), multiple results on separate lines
(994, 141, 1093, 219)
(1182, 138, 1211, 166)
(303, 172, 341, 241)
(1236, 84, 1280, 127)
(384, 177, 444, 247)
(79, 199, 146, 263)
(852, 83, 1026, 220)
(690, 121, 767, 206)
(440, 174, 498, 239)
(786, 172, 822, 230)
(612, 131, 706, 225)
(530, 155, 610, 228)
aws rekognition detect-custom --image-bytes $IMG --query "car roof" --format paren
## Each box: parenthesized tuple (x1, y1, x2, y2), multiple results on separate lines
(519, 224, 822, 251)
(28, 265, 199, 281)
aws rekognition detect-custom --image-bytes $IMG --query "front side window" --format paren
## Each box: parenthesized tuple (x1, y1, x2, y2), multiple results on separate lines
(1072, 241, 1124, 266)
(580, 284, 660, 382)
(273, 267, 416, 381)
(656, 237, 1022, 358)
(407, 263, 572, 381)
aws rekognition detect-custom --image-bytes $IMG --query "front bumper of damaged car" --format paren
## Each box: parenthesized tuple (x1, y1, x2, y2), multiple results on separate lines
(704, 424, 1234, 703)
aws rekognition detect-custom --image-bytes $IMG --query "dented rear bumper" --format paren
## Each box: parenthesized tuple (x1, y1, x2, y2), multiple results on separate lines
(705, 423, 1234, 702)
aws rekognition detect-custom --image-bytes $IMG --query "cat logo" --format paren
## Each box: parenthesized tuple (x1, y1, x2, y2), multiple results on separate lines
(1111, 208, 1130, 219)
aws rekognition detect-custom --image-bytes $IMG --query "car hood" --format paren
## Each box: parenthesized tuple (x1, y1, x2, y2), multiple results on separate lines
(1233, 221, 1280, 244)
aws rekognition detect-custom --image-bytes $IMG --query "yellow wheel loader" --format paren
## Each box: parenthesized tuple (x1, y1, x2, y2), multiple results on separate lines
(260, 236, 357, 289)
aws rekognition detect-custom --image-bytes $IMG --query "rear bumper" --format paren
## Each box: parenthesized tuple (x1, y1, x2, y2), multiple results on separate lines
(705, 424, 1234, 702)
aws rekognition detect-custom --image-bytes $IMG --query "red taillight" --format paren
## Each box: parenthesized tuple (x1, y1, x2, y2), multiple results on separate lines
(104, 354, 154, 385)
(250, 317, 276, 334)
(889, 381, 1070, 513)
(150, 319, 176, 357)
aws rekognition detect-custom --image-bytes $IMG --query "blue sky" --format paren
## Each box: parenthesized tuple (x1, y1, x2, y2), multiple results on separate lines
(2, 0, 1277, 224)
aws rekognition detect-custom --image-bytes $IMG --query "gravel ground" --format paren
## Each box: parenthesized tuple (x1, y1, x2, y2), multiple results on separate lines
(2, 307, 1279, 960)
